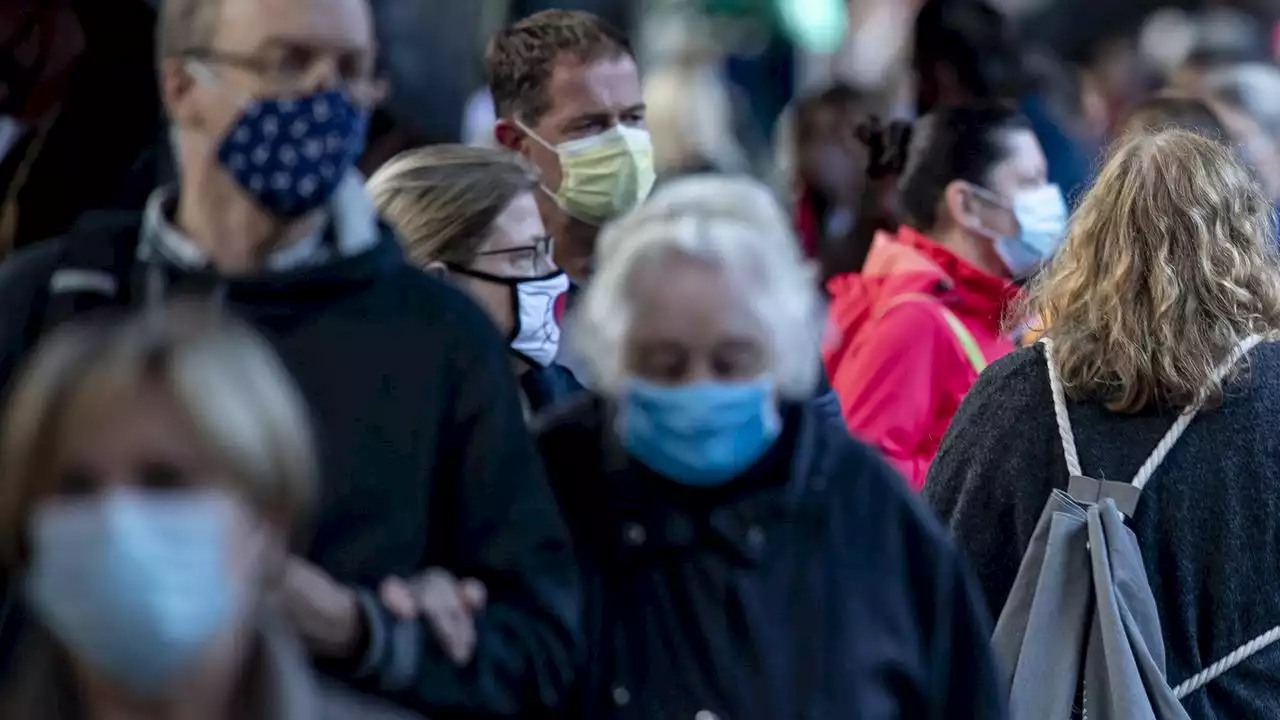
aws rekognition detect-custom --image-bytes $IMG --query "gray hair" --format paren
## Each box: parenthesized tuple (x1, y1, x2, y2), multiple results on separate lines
(570, 175, 824, 399)
(1207, 63, 1280, 140)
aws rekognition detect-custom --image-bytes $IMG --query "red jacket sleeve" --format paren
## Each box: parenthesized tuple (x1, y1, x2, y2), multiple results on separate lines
(830, 301, 956, 490)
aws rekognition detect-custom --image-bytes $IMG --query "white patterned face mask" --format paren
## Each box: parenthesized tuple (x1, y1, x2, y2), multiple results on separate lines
(447, 263, 570, 368)
(188, 62, 368, 218)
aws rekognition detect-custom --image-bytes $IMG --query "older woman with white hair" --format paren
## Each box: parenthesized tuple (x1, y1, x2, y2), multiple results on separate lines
(533, 175, 1003, 719)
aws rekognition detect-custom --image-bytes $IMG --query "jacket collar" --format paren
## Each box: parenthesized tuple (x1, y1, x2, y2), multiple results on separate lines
(598, 400, 830, 567)
(892, 226, 1019, 332)
(137, 171, 380, 273)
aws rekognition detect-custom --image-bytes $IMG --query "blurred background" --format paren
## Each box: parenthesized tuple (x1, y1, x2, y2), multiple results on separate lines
(7, 0, 1280, 254)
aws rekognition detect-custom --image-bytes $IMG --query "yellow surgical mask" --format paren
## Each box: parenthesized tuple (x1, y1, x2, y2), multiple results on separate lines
(519, 121, 657, 224)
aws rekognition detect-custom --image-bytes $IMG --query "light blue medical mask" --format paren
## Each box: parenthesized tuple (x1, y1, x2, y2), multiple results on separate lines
(25, 490, 244, 695)
(1003, 184, 1068, 277)
(619, 377, 782, 486)
(971, 183, 1068, 279)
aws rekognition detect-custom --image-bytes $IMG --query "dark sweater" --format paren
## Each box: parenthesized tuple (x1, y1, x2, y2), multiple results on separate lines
(0, 214, 581, 717)
(925, 343, 1280, 718)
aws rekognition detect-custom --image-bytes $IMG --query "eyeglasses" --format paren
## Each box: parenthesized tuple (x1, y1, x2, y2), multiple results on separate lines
(474, 235, 556, 276)
(183, 44, 386, 104)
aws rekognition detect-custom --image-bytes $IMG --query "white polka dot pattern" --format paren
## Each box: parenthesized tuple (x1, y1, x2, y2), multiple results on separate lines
(216, 90, 367, 218)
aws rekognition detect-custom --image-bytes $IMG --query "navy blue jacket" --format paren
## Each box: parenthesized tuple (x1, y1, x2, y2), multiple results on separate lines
(533, 394, 1004, 719)
(521, 363, 585, 417)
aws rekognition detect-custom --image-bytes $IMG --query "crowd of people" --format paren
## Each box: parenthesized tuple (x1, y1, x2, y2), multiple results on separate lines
(1, 0, 1280, 718)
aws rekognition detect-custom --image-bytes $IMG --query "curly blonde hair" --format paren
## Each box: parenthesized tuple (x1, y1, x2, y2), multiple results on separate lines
(1019, 128, 1280, 412)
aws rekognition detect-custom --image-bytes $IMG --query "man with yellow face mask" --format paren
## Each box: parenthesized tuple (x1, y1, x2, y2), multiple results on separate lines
(487, 10, 655, 285)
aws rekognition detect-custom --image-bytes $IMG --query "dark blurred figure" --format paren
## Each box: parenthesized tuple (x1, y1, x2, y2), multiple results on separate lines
(912, 0, 1022, 113)
(792, 85, 867, 267)
(914, 0, 1092, 204)
(0, 0, 161, 256)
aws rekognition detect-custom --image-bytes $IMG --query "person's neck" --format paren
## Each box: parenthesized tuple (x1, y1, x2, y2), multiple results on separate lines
(540, 197, 596, 285)
(932, 226, 1009, 279)
(174, 173, 325, 276)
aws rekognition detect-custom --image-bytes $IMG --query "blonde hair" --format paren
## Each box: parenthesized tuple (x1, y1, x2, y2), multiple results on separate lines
(0, 304, 317, 567)
(574, 174, 824, 399)
(1020, 128, 1280, 412)
(367, 145, 540, 267)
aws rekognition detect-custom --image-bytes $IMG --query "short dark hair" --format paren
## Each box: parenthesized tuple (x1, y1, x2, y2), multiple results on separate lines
(913, 0, 1022, 102)
(898, 104, 1031, 230)
(485, 10, 632, 124)
(1121, 94, 1227, 141)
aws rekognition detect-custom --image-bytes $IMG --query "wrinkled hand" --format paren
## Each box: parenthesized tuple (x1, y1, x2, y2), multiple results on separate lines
(282, 556, 362, 659)
(379, 568, 487, 665)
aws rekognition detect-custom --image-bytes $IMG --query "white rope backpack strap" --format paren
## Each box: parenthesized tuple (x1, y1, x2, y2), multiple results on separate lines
(1040, 338, 1084, 477)
(1174, 626, 1280, 699)
(1130, 335, 1264, 491)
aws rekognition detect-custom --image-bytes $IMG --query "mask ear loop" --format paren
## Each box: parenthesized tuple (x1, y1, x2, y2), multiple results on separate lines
(958, 182, 1012, 242)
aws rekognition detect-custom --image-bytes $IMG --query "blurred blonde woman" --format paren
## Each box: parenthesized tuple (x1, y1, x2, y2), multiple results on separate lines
(927, 129, 1280, 718)
(367, 145, 579, 417)
(534, 175, 1001, 719)
(0, 306, 417, 719)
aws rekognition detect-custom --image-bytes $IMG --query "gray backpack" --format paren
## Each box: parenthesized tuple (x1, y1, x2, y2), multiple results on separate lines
(991, 336, 1280, 719)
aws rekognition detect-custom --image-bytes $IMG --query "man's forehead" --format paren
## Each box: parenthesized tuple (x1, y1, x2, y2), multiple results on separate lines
(212, 0, 374, 53)
(544, 53, 642, 119)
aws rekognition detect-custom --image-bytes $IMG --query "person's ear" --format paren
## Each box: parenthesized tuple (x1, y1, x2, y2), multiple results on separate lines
(494, 119, 525, 152)
(942, 179, 980, 231)
(158, 57, 200, 128)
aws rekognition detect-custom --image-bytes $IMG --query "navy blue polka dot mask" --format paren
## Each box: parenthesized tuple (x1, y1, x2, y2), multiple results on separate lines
(216, 90, 367, 219)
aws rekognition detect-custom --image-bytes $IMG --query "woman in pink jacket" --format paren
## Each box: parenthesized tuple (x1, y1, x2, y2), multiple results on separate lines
(824, 104, 1067, 489)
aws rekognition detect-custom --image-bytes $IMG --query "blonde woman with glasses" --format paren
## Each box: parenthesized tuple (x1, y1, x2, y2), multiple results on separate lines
(0, 306, 418, 719)
(368, 145, 578, 418)
(927, 129, 1280, 717)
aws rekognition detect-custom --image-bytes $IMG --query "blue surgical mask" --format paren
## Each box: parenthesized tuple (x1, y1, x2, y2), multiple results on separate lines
(991, 184, 1068, 279)
(619, 377, 782, 486)
(25, 490, 244, 695)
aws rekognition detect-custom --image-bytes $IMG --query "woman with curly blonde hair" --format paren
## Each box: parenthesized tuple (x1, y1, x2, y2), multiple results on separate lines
(927, 128, 1280, 717)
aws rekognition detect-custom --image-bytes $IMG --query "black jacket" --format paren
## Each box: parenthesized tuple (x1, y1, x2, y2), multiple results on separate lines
(925, 344, 1280, 719)
(0, 213, 581, 717)
(521, 363, 584, 418)
(534, 394, 1003, 720)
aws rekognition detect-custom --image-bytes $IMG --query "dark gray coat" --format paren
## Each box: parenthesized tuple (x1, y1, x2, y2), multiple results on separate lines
(925, 343, 1280, 719)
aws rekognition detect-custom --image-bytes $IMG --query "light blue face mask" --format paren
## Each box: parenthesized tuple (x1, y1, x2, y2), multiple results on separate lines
(619, 377, 782, 486)
(25, 490, 244, 695)
(970, 183, 1068, 279)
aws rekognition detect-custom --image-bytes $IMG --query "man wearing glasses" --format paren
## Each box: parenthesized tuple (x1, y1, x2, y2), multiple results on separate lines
(0, 0, 580, 715)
